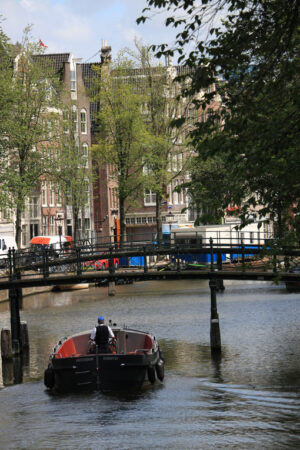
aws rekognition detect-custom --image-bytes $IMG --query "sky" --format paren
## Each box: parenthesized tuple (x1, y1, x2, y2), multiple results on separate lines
(0, 0, 179, 63)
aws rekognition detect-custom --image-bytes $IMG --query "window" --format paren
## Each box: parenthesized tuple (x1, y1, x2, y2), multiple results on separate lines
(85, 218, 90, 231)
(84, 180, 90, 204)
(22, 225, 27, 247)
(42, 216, 48, 235)
(80, 109, 87, 134)
(50, 216, 55, 235)
(49, 182, 55, 206)
(47, 120, 52, 138)
(72, 105, 78, 133)
(144, 190, 156, 206)
(63, 109, 69, 134)
(82, 143, 88, 168)
(70, 70, 76, 91)
(29, 197, 39, 218)
(143, 163, 153, 175)
(56, 187, 62, 207)
(42, 181, 47, 206)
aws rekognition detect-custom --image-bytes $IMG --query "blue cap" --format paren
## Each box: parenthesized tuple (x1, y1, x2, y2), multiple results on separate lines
(98, 316, 104, 321)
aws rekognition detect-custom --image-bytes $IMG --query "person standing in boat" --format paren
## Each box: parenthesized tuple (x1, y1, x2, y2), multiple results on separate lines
(90, 316, 115, 353)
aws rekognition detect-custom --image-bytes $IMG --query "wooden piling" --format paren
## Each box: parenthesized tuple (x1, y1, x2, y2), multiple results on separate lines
(216, 253, 225, 292)
(209, 278, 221, 352)
(108, 281, 116, 296)
(9, 287, 21, 355)
(1, 328, 13, 360)
(20, 321, 29, 350)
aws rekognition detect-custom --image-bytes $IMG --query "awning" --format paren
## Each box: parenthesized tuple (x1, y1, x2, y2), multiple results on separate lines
(30, 237, 51, 245)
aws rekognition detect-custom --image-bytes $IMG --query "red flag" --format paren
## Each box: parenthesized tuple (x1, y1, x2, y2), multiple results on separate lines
(39, 39, 48, 48)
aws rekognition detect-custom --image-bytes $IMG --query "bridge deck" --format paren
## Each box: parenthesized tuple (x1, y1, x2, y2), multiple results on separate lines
(0, 268, 299, 289)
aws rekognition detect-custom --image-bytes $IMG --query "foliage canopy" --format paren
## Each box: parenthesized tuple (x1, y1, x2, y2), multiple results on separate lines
(138, 0, 300, 238)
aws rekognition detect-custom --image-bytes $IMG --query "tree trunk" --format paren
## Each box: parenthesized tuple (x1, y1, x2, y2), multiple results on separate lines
(119, 197, 126, 248)
(15, 206, 22, 249)
(81, 206, 86, 240)
(73, 209, 79, 246)
(156, 191, 162, 245)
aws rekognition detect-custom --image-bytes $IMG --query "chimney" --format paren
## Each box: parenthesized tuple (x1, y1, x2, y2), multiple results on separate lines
(165, 55, 173, 67)
(101, 40, 112, 64)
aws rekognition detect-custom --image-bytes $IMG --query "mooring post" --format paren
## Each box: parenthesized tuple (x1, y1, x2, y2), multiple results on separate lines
(16, 270, 23, 310)
(216, 252, 225, 291)
(209, 238, 214, 272)
(209, 240, 221, 352)
(8, 248, 21, 355)
(1, 328, 13, 360)
(20, 321, 29, 351)
(209, 278, 221, 352)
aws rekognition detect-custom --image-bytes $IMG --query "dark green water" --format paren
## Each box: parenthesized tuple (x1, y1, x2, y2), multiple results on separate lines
(0, 279, 299, 449)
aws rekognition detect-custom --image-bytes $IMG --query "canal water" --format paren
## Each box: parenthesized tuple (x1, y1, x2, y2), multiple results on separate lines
(0, 279, 299, 449)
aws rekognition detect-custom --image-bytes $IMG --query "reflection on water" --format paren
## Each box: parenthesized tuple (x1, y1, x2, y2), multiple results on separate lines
(0, 280, 299, 449)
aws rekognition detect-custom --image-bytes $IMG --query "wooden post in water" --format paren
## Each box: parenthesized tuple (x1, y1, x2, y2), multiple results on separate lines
(9, 287, 21, 355)
(209, 239, 221, 352)
(20, 321, 29, 351)
(1, 328, 13, 360)
(9, 249, 21, 355)
(209, 278, 221, 352)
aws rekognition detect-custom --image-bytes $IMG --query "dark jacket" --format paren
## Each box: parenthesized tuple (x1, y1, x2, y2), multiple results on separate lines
(95, 325, 110, 352)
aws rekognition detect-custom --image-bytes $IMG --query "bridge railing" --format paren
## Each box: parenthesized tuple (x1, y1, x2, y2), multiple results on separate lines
(0, 234, 299, 282)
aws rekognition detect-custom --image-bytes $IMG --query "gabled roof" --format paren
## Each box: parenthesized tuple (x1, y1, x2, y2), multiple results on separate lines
(33, 53, 70, 79)
(81, 63, 101, 130)
(81, 62, 101, 90)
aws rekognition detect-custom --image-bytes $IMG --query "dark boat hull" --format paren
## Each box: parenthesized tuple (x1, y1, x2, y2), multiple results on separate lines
(48, 350, 160, 392)
(44, 327, 164, 392)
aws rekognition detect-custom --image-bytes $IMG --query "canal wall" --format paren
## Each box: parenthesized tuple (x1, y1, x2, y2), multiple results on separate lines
(0, 286, 53, 304)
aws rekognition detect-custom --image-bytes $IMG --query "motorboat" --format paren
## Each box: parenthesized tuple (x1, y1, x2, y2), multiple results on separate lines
(44, 325, 164, 392)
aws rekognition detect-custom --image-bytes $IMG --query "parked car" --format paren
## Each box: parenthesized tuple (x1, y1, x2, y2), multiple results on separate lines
(84, 258, 119, 271)
(25, 235, 73, 267)
(0, 235, 18, 268)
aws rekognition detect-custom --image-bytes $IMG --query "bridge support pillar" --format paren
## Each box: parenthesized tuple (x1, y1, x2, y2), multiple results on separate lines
(108, 281, 116, 296)
(209, 279, 221, 353)
(216, 253, 225, 291)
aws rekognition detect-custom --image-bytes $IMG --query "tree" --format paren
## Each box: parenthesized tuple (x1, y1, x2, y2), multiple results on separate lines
(0, 21, 14, 207)
(181, 154, 235, 225)
(0, 27, 62, 247)
(126, 41, 188, 243)
(138, 0, 300, 239)
(91, 56, 151, 245)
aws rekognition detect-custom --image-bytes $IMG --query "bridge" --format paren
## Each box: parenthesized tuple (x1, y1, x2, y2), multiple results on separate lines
(1, 239, 300, 357)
